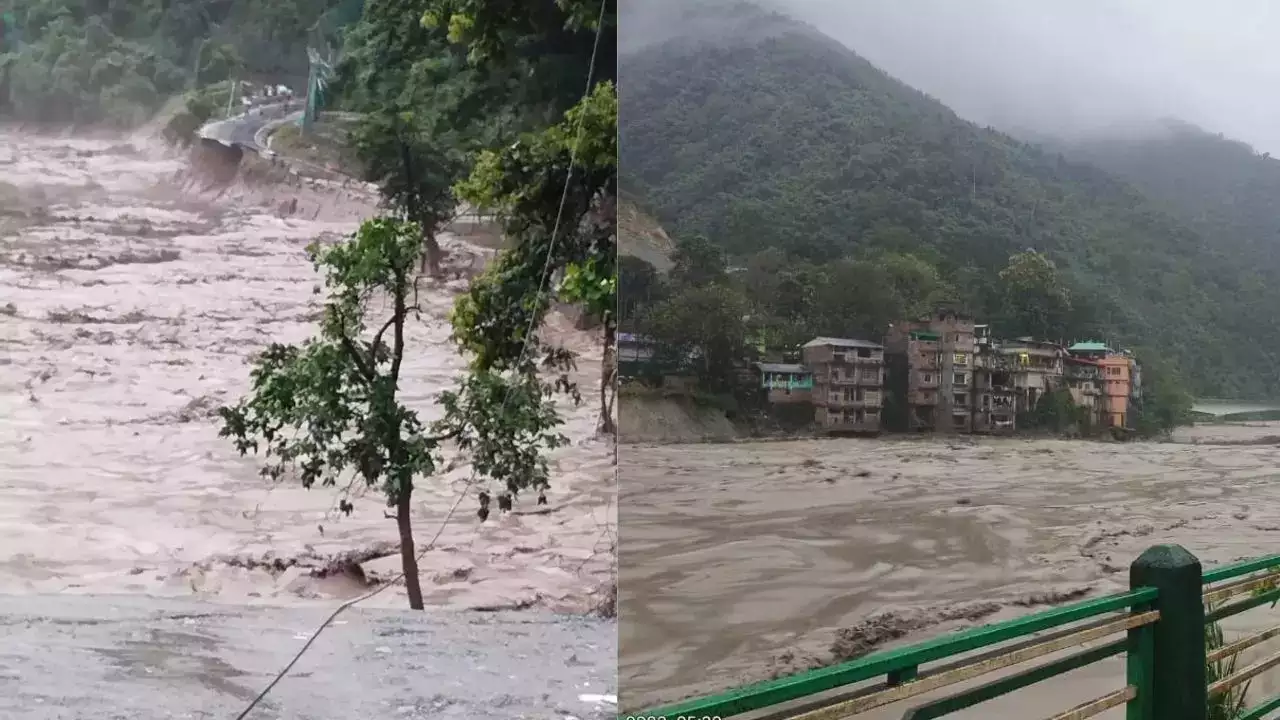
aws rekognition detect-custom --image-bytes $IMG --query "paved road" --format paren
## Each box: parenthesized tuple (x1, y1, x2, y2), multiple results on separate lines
(198, 103, 295, 152)
(0, 595, 616, 719)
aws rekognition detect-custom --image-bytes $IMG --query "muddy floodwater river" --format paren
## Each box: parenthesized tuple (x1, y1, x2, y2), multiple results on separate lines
(620, 423, 1280, 714)
(0, 129, 616, 615)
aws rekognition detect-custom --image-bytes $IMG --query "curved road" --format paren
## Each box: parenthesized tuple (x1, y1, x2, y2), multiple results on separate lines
(197, 102, 298, 153)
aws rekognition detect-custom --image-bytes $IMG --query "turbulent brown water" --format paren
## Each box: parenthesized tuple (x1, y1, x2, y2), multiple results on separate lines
(620, 424, 1280, 715)
(0, 130, 615, 613)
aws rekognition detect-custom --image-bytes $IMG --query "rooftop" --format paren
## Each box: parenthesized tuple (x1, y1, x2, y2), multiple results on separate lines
(1068, 341, 1111, 353)
(755, 362, 809, 374)
(804, 336, 883, 350)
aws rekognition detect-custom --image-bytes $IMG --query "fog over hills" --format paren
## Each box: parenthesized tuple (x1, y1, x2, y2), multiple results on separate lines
(624, 0, 1280, 153)
(766, 0, 1280, 152)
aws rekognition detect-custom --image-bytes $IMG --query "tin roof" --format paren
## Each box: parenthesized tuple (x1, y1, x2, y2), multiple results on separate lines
(802, 336, 883, 349)
(1068, 341, 1110, 352)
(755, 362, 809, 374)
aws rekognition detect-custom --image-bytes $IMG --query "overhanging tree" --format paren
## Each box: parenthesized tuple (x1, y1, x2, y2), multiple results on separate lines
(427, 0, 619, 438)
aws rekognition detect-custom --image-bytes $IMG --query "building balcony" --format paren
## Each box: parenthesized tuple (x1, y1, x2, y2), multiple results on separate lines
(825, 395, 882, 409)
(908, 391, 938, 406)
(829, 374, 884, 386)
(831, 355, 884, 366)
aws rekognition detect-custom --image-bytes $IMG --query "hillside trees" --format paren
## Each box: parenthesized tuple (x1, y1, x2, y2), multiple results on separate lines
(0, 0, 350, 126)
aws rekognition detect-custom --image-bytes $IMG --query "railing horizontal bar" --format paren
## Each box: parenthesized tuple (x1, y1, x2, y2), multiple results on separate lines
(1239, 691, 1280, 720)
(1204, 571, 1280, 607)
(901, 639, 1127, 720)
(1044, 686, 1136, 720)
(1209, 647, 1280, 697)
(1203, 555, 1280, 584)
(779, 611, 1157, 720)
(747, 614, 1133, 720)
(1205, 568, 1280, 599)
(1207, 623, 1280, 664)
(1206, 586, 1280, 624)
(640, 588, 1157, 719)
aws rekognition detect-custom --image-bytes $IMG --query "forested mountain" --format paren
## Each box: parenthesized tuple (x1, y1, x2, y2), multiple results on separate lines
(1059, 120, 1280, 279)
(619, 1, 1280, 400)
(0, 0, 357, 126)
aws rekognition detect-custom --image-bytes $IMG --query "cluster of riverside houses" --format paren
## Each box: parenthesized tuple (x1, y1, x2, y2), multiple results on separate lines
(620, 308, 1143, 435)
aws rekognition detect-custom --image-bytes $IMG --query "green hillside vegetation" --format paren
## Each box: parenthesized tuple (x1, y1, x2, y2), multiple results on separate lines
(0, 0, 356, 127)
(618, 1, 1269, 407)
(1057, 121, 1280, 376)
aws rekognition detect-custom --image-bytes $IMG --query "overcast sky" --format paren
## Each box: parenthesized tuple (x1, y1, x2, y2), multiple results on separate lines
(764, 0, 1280, 152)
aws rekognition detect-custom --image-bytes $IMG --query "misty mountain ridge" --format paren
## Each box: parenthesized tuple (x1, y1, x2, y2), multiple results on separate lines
(620, 0, 1280, 397)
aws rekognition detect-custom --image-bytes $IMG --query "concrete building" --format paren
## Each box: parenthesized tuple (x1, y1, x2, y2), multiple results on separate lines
(1067, 341, 1134, 429)
(802, 337, 885, 433)
(1063, 355, 1106, 428)
(885, 309, 975, 433)
(971, 324, 1017, 433)
(996, 338, 1065, 414)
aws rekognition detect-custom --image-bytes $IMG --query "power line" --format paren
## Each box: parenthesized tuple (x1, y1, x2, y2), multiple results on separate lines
(232, 2, 611, 717)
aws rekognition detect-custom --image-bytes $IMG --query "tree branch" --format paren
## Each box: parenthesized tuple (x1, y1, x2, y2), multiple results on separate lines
(337, 332, 376, 383)
(371, 315, 397, 355)
(424, 426, 462, 444)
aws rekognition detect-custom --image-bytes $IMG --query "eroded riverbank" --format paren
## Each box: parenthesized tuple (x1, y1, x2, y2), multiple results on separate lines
(620, 424, 1280, 712)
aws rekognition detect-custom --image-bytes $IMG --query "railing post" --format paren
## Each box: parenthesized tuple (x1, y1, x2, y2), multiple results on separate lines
(1130, 544, 1207, 720)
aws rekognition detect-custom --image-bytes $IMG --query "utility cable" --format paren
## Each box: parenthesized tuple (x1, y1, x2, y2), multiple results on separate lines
(232, 2, 611, 717)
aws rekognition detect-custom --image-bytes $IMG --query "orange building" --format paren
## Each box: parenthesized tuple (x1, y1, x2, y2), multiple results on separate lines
(1068, 342, 1131, 428)
(1098, 355, 1131, 428)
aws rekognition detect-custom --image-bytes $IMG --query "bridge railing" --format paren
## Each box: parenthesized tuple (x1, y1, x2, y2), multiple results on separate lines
(638, 545, 1280, 720)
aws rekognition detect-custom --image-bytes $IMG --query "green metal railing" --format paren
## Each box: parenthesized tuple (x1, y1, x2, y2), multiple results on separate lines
(637, 545, 1280, 720)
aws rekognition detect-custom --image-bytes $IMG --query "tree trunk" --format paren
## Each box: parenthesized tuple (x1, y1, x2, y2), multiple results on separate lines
(389, 269, 424, 610)
(598, 319, 617, 435)
(419, 229, 442, 277)
(397, 484, 425, 610)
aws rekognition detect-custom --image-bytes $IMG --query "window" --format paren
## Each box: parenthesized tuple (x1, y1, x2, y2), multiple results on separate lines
(857, 347, 871, 358)
(861, 369, 878, 382)
(954, 352, 969, 366)
(954, 372, 967, 385)
(954, 393, 968, 406)
(921, 373, 933, 383)
(834, 352, 846, 363)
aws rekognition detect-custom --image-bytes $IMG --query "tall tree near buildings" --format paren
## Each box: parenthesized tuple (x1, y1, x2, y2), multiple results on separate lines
(670, 234, 726, 288)
(643, 282, 747, 392)
(998, 250, 1073, 340)
(618, 255, 662, 327)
